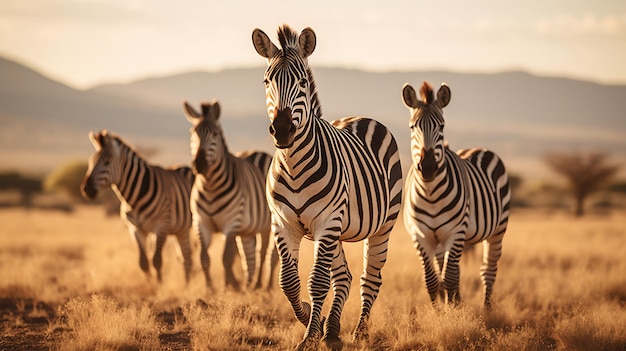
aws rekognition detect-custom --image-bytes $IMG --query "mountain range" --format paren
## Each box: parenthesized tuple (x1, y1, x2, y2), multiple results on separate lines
(1, 56, 625, 180)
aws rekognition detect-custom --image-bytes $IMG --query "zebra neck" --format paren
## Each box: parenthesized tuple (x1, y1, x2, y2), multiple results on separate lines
(197, 154, 235, 190)
(113, 149, 151, 207)
(414, 157, 450, 196)
(276, 115, 323, 170)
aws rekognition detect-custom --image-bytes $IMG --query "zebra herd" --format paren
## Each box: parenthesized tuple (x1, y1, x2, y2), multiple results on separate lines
(80, 24, 510, 350)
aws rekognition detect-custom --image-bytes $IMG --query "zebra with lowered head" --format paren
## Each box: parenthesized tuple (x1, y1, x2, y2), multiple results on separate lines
(252, 24, 403, 350)
(81, 130, 195, 283)
(401, 81, 511, 309)
(183, 100, 277, 291)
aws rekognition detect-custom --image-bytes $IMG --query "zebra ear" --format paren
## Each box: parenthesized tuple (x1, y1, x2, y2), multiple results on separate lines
(210, 100, 221, 121)
(200, 100, 221, 121)
(436, 84, 451, 108)
(88, 131, 102, 150)
(183, 101, 202, 124)
(299, 27, 316, 58)
(100, 131, 120, 155)
(401, 83, 422, 109)
(252, 28, 279, 60)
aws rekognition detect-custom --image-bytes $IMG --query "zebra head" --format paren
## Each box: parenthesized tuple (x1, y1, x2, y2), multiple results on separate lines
(401, 82, 451, 182)
(252, 25, 318, 149)
(81, 130, 121, 199)
(183, 100, 226, 175)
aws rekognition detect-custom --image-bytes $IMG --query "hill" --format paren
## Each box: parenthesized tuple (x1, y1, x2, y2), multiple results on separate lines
(1, 56, 625, 179)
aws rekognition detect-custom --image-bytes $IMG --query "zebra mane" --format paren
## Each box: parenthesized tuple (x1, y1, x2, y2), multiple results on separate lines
(420, 82, 435, 105)
(273, 24, 323, 119)
(101, 131, 147, 161)
(277, 24, 299, 52)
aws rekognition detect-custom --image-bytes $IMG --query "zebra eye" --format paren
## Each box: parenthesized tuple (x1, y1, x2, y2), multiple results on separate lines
(263, 79, 270, 87)
(299, 78, 307, 88)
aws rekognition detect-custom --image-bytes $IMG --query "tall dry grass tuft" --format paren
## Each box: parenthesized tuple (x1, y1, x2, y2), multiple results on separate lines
(182, 293, 299, 350)
(554, 303, 626, 350)
(57, 294, 160, 351)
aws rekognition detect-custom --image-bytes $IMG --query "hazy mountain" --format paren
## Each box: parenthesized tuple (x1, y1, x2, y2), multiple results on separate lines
(1, 56, 625, 179)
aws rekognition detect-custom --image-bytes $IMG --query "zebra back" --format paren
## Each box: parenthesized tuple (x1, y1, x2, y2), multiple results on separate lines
(236, 149, 272, 178)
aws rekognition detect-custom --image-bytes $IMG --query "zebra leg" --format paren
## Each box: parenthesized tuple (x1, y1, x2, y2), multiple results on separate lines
(353, 231, 390, 342)
(237, 234, 258, 289)
(266, 234, 279, 291)
(275, 230, 309, 326)
(196, 219, 214, 289)
(322, 243, 352, 351)
(152, 233, 167, 282)
(441, 238, 464, 305)
(176, 231, 194, 285)
(435, 249, 446, 303)
(255, 230, 271, 290)
(130, 227, 151, 279)
(417, 244, 440, 307)
(223, 234, 241, 290)
(296, 234, 338, 351)
(481, 232, 504, 309)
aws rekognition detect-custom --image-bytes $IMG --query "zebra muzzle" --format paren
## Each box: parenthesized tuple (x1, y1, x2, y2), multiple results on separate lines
(419, 148, 438, 181)
(80, 179, 98, 200)
(270, 108, 296, 149)
(193, 149, 209, 174)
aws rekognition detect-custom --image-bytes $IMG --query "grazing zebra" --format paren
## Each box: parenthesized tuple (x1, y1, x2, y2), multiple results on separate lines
(401, 81, 511, 309)
(80, 130, 195, 283)
(252, 25, 403, 350)
(183, 100, 277, 290)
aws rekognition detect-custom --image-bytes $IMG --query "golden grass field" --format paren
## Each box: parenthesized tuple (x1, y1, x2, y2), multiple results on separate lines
(1, 205, 625, 350)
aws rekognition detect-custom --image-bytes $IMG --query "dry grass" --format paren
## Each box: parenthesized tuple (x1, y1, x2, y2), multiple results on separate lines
(0, 206, 625, 350)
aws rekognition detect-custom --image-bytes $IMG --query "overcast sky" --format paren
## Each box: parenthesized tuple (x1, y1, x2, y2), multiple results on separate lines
(1, 0, 625, 89)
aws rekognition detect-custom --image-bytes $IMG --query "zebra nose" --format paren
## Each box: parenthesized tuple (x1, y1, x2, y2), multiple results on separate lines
(80, 180, 98, 200)
(193, 149, 208, 174)
(270, 108, 296, 148)
(419, 148, 437, 181)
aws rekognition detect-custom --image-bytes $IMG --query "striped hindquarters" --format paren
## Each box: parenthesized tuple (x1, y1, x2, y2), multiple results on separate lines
(456, 148, 511, 240)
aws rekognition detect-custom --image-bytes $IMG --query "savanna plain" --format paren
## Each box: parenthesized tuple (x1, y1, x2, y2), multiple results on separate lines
(1, 206, 625, 351)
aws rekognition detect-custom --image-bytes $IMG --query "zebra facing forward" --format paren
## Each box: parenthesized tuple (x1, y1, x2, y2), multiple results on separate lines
(401, 82, 511, 309)
(183, 100, 277, 291)
(252, 25, 403, 350)
(81, 130, 195, 283)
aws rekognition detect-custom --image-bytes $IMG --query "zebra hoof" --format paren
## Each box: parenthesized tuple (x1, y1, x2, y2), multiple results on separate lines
(295, 335, 319, 351)
(321, 335, 343, 351)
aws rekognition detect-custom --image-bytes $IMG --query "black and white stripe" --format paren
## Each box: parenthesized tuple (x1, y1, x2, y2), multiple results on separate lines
(81, 130, 195, 283)
(253, 25, 403, 350)
(401, 81, 511, 309)
(184, 100, 277, 290)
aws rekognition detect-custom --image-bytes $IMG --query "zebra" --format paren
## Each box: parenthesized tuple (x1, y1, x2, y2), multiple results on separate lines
(183, 100, 277, 291)
(80, 130, 195, 283)
(252, 25, 403, 350)
(401, 81, 511, 309)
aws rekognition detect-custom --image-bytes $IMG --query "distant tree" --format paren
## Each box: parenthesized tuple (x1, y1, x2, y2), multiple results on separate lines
(44, 161, 89, 201)
(544, 152, 620, 216)
(0, 172, 42, 208)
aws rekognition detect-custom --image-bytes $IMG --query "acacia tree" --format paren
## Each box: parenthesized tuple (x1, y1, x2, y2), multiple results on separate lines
(544, 152, 620, 216)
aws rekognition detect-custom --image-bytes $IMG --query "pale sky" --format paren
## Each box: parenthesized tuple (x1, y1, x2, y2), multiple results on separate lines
(1, 0, 625, 89)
